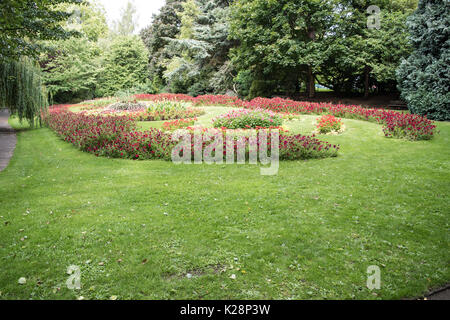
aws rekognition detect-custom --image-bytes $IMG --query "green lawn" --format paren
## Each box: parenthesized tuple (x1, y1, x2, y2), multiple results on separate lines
(0, 109, 449, 300)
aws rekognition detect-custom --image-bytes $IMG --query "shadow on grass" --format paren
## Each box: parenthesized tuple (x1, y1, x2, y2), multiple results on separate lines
(8, 116, 45, 133)
(0, 127, 17, 133)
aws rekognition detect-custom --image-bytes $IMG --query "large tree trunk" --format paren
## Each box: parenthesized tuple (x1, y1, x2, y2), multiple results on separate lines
(287, 72, 299, 97)
(295, 77, 301, 96)
(306, 26, 316, 99)
(364, 65, 370, 99)
(307, 66, 315, 99)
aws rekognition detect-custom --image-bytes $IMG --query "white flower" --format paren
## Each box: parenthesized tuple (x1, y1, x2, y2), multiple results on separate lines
(18, 277, 26, 285)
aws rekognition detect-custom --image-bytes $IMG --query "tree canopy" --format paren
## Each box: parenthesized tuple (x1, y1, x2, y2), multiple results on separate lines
(230, 0, 338, 98)
(98, 36, 149, 97)
(140, 0, 186, 91)
(0, 0, 82, 61)
(229, 0, 418, 99)
(39, 1, 108, 102)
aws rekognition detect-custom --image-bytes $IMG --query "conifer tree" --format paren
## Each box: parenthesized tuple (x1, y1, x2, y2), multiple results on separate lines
(397, 0, 450, 120)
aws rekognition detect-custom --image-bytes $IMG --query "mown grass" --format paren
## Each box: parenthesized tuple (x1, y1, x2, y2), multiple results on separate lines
(0, 109, 449, 300)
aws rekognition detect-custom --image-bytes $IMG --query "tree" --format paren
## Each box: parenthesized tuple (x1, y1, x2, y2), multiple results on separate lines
(39, 1, 109, 103)
(113, 1, 138, 36)
(98, 36, 149, 96)
(40, 38, 104, 103)
(229, 0, 417, 99)
(67, 0, 109, 41)
(0, 0, 82, 60)
(191, 0, 235, 94)
(323, 0, 417, 98)
(229, 0, 336, 99)
(140, 0, 186, 91)
(0, 58, 47, 126)
(163, 0, 234, 95)
(397, 0, 450, 120)
(163, 0, 201, 93)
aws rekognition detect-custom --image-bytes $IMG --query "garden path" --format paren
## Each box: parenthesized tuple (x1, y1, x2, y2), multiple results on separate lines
(424, 285, 450, 300)
(0, 109, 16, 172)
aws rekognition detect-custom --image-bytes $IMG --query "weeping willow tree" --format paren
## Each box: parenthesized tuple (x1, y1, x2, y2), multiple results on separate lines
(0, 58, 48, 126)
(0, 0, 81, 126)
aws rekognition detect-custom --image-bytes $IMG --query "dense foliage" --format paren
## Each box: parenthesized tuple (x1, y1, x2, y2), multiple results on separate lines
(38, 1, 149, 103)
(229, 0, 417, 99)
(98, 36, 149, 97)
(136, 0, 421, 99)
(162, 0, 233, 95)
(140, 0, 186, 92)
(230, 0, 335, 99)
(397, 0, 450, 121)
(320, 0, 417, 97)
(0, 0, 82, 60)
(39, 1, 108, 103)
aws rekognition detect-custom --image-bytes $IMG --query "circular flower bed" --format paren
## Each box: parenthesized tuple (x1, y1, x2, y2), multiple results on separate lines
(44, 93, 439, 163)
(79, 94, 437, 141)
(44, 105, 339, 161)
(314, 114, 345, 135)
(212, 109, 283, 129)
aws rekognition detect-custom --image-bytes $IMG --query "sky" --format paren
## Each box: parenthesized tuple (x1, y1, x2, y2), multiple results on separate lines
(97, 0, 166, 33)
